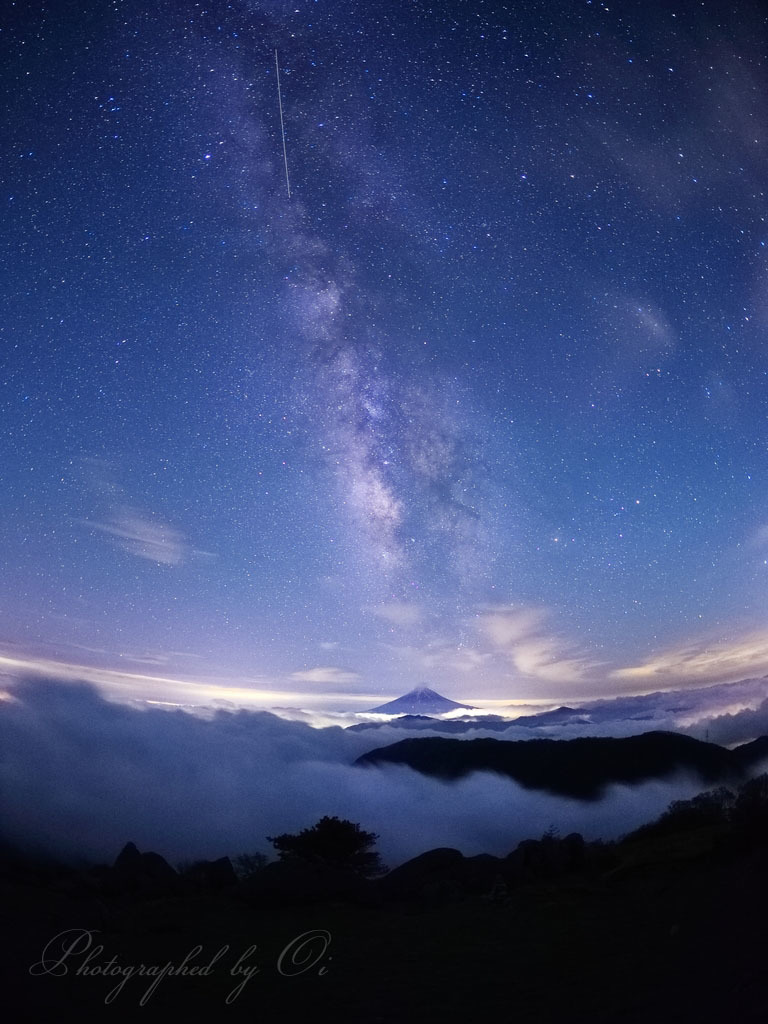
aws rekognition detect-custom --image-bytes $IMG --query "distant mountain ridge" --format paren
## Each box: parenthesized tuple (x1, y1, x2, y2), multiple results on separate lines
(355, 731, 768, 799)
(349, 714, 489, 734)
(349, 706, 591, 734)
(367, 686, 477, 715)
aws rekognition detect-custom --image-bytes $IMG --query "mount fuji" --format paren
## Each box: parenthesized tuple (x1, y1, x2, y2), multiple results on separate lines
(367, 686, 477, 715)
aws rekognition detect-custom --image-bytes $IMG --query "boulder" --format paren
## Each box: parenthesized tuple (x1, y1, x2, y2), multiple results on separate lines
(378, 848, 465, 901)
(463, 853, 505, 894)
(106, 842, 180, 898)
(183, 856, 237, 890)
(505, 833, 586, 881)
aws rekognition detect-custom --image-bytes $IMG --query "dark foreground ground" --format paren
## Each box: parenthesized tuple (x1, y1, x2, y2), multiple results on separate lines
(2, 825, 767, 1024)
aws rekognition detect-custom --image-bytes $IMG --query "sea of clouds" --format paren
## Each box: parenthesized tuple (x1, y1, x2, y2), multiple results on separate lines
(1, 676, 766, 869)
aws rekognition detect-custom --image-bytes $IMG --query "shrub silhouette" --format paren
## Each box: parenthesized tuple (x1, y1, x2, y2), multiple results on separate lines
(732, 773, 768, 840)
(624, 786, 734, 841)
(267, 816, 385, 876)
(663, 787, 735, 829)
(232, 851, 268, 880)
(624, 775, 768, 844)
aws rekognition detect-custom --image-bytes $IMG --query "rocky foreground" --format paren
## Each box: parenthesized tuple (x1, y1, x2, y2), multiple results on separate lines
(2, 778, 768, 1022)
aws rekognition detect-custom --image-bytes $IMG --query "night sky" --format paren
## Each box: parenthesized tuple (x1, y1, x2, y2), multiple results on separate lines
(3, 0, 768, 711)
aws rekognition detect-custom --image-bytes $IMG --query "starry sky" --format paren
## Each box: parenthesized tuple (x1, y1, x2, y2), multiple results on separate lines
(3, 0, 768, 711)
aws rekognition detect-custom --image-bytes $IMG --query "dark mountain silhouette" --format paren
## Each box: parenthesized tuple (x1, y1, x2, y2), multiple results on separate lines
(732, 734, 768, 768)
(351, 714, 448, 732)
(349, 714, 506, 734)
(366, 685, 477, 715)
(348, 707, 591, 734)
(513, 705, 591, 727)
(355, 731, 768, 799)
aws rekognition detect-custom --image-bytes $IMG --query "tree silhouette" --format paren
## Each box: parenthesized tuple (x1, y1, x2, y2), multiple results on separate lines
(267, 816, 385, 876)
(732, 773, 768, 840)
(232, 851, 268, 880)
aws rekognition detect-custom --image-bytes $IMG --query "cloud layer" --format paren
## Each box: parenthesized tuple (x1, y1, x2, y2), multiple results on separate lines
(3, 676, 761, 870)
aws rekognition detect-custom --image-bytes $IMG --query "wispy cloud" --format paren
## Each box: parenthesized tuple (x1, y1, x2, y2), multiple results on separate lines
(480, 606, 547, 647)
(378, 603, 603, 697)
(748, 524, 768, 548)
(477, 604, 601, 685)
(382, 635, 492, 677)
(0, 649, 382, 713)
(612, 629, 768, 687)
(371, 602, 424, 628)
(289, 666, 362, 685)
(87, 508, 191, 565)
(78, 460, 212, 567)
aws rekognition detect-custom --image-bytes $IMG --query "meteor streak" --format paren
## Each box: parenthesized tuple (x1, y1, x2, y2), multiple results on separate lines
(275, 49, 291, 198)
